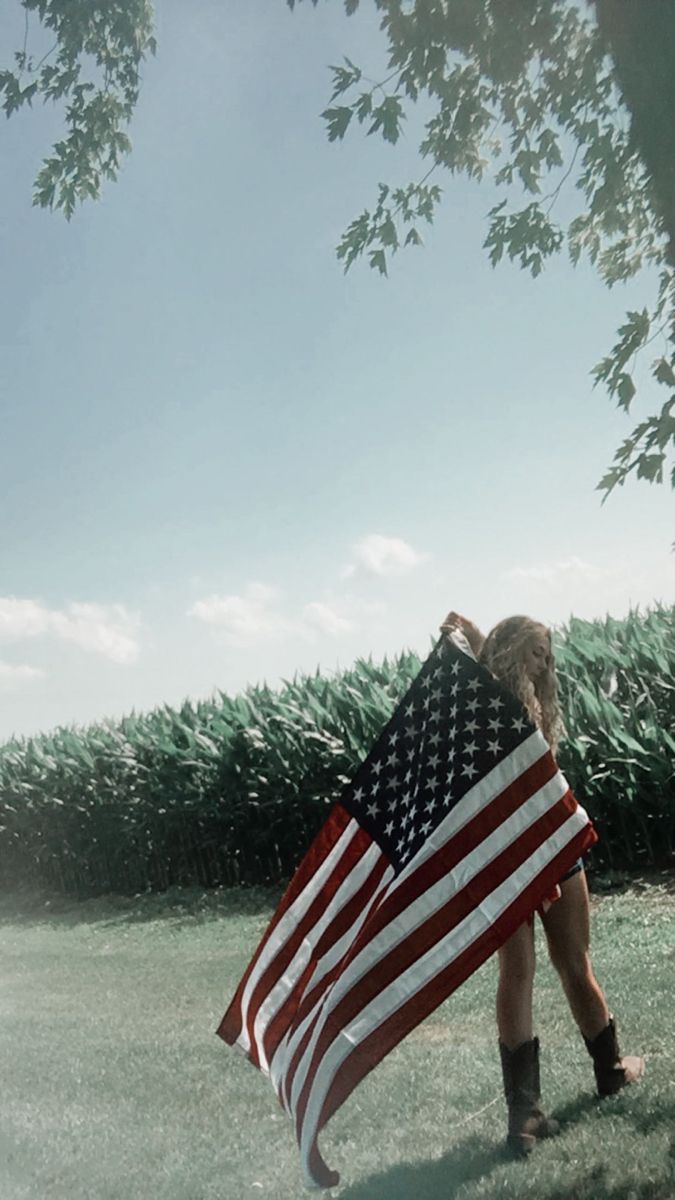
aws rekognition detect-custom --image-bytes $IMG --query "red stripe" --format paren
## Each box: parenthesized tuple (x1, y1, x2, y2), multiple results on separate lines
(216, 803, 353, 1047)
(278, 859, 392, 1112)
(302, 819, 598, 1188)
(282, 760, 567, 1097)
(240, 825, 374, 1067)
(261, 853, 389, 1069)
(292, 798, 592, 1140)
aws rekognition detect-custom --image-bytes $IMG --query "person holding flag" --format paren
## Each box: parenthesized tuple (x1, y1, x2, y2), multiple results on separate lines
(440, 612, 645, 1156)
(218, 610, 642, 1187)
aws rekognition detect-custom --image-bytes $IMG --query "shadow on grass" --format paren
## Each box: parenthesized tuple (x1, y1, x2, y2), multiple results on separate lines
(339, 1089, 675, 1200)
(0, 883, 283, 929)
(340, 1141, 675, 1200)
(338, 1133, 505, 1200)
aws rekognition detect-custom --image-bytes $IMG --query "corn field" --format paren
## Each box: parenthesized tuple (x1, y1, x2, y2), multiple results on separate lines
(0, 605, 673, 897)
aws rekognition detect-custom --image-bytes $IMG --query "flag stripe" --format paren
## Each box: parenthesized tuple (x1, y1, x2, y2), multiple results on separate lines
(271, 856, 394, 1110)
(256, 844, 389, 1071)
(218, 805, 358, 1052)
(248, 830, 378, 1069)
(296, 813, 595, 1170)
(278, 763, 569, 1102)
(300, 820, 596, 1188)
(290, 793, 587, 1129)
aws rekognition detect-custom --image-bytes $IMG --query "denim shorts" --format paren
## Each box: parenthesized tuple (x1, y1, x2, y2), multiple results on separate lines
(559, 856, 584, 883)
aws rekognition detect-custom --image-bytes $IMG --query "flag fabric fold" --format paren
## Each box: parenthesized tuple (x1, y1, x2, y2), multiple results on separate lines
(217, 633, 598, 1188)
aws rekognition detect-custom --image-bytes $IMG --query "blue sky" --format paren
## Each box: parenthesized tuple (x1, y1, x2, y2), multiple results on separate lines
(1, 0, 673, 742)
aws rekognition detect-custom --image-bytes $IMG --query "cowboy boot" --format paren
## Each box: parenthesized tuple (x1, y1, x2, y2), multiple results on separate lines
(583, 1014, 645, 1097)
(499, 1037, 560, 1156)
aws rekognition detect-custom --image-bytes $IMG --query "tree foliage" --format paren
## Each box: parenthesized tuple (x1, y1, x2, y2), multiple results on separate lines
(289, 0, 675, 498)
(1, 0, 155, 219)
(4, 0, 674, 499)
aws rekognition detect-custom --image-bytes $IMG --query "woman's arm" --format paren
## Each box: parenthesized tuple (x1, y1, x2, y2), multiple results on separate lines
(439, 611, 486, 658)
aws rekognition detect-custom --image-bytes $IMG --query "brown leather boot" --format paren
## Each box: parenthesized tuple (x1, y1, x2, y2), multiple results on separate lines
(583, 1015, 645, 1096)
(499, 1037, 560, 1156)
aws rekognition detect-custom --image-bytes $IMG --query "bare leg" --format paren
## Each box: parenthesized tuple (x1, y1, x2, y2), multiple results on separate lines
(496, 918, 536, 1050)
(539, 869, 609, 1040)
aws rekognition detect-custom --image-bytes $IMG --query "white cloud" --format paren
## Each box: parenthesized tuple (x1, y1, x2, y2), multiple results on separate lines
(0, 660, 45, 686)
(188, 581, 303, 647)
(302, 602, 354, 636)
(503, 557, 615, 586)
(0, 596, 141, 664)
(499, 556, 675, 626)
(340, 534, 430, 579)
(189, 581, 385, 647)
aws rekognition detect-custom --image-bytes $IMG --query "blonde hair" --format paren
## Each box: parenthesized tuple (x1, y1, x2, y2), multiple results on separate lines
(478, 615, 564, 755)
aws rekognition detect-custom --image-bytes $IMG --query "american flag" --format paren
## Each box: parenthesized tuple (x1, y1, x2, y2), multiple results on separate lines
(217, 633, 597, 1188)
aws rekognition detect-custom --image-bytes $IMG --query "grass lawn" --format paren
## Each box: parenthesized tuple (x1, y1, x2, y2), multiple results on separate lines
(1, 875, 674, 1200)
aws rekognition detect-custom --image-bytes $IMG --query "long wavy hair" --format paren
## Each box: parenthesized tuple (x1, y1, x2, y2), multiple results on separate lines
(478, 615, 564, 754)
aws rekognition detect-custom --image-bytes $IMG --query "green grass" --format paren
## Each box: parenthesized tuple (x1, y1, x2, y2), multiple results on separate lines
(1, 877, 674, 1200)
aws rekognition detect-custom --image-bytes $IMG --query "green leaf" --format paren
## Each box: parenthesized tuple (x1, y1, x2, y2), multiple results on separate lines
(322, 105, 353, 142)
(617, 373, 636, 411)
(369, 249, 387, 275)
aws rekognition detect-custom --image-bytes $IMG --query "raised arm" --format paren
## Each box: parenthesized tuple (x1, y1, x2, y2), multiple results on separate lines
(439, 611, 486, 658)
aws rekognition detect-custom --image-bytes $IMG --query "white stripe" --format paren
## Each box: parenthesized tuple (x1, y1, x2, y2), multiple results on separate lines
(267, 862, 395, 1100)
(298, 807, 588, 1175)
(282, 743, 563, 1103)
(288, 772, 573, 1116)
(236, 817, 360, 1055)
(252, 842, 383, 1071)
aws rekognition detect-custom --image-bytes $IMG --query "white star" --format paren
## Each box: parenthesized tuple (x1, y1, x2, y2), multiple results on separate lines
(387, 751, 400, 769)
(387, 796, 397, 812)
(372, 779, 381, 795)
(404, 702, 416, 718)
(404, 723, 416, 740)
(404, 768, 414, 784)
(488, 696, 504, 712)
(384, 820, 394, 836)
(449, 704, 458, 720)
(450, 682, 460, 697)
(446, 769, 455, 785)
(406, 747, 415, 763)
(397, 837, 406, 854)
(420, 820, 432, 836)
(366, 801, 379, 819)
(409, 805, 417, 821)
(451, 660, 460, 676)
(406, 825, 416, 842)
(466, 697, 480, 714)
(512, 715, 527, 732)
(372, 759, 384, 776)
(463, 740, 479, 757)
(353, 787, 365, 803)
(427, 753, 441, 771)
(388, 730, 400, 746)
(488, 717, 503, 733)
(464, 718, 479, 735)
(429, 731, 442, 748)
(425, 796, 437, 813)
(488, 739, 502, 755)
(422, 674, 431, 691)
(462, 761, 479, 780)
(466, 676, 481, 693)
(425, 775, 440, 793)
